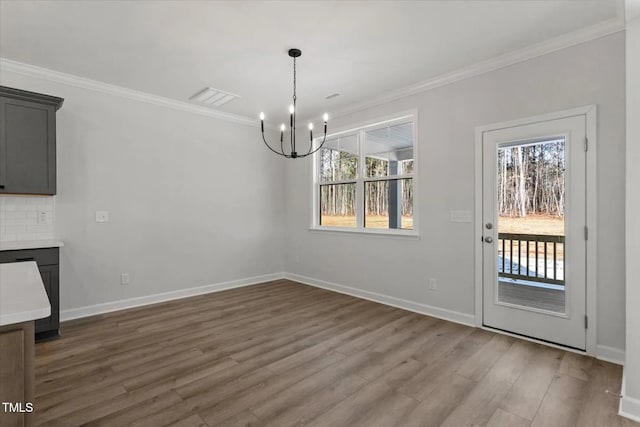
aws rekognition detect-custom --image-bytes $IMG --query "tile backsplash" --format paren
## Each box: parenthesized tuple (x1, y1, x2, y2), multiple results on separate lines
(0, 196, 55, 242)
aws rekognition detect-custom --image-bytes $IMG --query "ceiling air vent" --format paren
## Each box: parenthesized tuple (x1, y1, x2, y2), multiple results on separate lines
(189, 87, 239, 107)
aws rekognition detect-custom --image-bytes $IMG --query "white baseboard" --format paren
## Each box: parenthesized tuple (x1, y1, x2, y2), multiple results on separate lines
(60, 272, 286, 321)
(620, 373, 640, 422)
(597, 344, 626, 366)
(284, 272, 476, 327)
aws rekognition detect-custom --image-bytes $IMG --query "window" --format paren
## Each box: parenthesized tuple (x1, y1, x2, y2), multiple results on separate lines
(314, 115, 416, 234)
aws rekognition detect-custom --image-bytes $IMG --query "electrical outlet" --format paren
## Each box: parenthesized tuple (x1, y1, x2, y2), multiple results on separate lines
(37, 211, 50, 224)
(428, 278, 437, 291)
(121, 273, 130, 286)
(95, 211, 109, 223)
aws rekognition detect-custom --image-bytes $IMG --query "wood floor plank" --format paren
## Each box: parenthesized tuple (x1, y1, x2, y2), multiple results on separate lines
(354, 317, 440, 381)
(264, 326, 367, 374)
(530, 374, 588, 427)
(222, 410, 263, 427)
(196, 351, 348, 426)
(350, 391, 417, 427)
(499, 345, 564, 420)
(129, 399, 201, 427)
(261, 374, 368, 427)
(558, 350, 594, 381)
(438, 374, 513, 427)
(486, 408, 531, 427)
(437, 333, 531, 427)
(35, 382, 127, 419)
(398, 373, 477, 427)
(166, 414, 207, 427)
(83, 390, 184, 427)
(398, 328, 494, 401)
(575, 361, 630, 427)
(332, 313, 423, 355)
(37, 347, 205, 401)
(250, 355, 372, 423)
(455, 334, 515, 381)
(304, 375, 397, 427)
(30, 280, 635, 427)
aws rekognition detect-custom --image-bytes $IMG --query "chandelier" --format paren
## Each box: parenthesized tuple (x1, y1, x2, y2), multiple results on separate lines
(260, 48, 328, 159)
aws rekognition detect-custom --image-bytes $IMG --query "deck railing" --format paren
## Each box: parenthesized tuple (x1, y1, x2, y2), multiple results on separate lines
(498, 232, 565, 286)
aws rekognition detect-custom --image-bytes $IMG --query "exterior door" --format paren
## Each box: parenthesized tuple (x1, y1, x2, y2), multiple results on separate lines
(482, 114, 587, 350)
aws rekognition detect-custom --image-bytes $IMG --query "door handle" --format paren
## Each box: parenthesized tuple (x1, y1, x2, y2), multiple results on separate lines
(484, 236, 493, 243)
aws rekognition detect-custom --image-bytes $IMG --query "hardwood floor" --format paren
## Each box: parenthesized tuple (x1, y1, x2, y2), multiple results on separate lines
(33, 280, 636, 427)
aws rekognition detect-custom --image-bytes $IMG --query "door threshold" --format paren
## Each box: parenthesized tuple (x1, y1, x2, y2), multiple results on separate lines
(482, 324, 588, 355)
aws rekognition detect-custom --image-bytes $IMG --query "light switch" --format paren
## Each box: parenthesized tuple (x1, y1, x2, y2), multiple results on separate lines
(450, 210, 472, 223)
(95, 211, 109, 223)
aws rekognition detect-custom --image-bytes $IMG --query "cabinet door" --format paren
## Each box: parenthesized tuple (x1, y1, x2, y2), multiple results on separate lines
(0, 327, 26, 427)
(0, 97, 56, 195)
(35, 266, 59, 334)
(0, 322, 35, 427)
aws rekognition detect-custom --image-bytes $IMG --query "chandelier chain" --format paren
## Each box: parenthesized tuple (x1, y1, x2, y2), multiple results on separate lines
(293, 56, 297, 103)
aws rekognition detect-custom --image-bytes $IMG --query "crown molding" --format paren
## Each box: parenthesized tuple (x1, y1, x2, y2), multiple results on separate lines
(0, 58, 259, 128)
(1, 14, 625, 126)
(329, 16, 625, 120)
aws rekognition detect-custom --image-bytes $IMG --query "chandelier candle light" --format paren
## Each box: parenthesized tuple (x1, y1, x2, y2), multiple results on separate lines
(260, 48, 329, 158)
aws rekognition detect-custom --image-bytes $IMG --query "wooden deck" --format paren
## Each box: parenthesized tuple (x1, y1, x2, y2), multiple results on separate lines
(33, 280, 636, 426)
(498, 281, 565, 313)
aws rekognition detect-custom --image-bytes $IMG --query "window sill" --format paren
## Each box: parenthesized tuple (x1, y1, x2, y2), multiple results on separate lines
(309, 226, 420, 239)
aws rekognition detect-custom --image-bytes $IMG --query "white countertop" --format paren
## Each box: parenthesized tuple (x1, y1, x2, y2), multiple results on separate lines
(0, 261, 51, 327)
(0, 239, 64, 251)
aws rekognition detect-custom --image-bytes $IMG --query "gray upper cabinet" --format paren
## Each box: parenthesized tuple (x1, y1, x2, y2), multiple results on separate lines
(0, 86, 64, 195)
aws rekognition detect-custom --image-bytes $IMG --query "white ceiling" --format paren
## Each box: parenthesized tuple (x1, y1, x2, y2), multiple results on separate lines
(0, 1, 622, 125)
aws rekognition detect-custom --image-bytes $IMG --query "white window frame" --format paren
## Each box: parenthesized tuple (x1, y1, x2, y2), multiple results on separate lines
(311, 111, 419, 237)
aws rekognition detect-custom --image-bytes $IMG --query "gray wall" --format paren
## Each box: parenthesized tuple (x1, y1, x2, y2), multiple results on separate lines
(0, 71, 286, 312)
(285, 33, 626, 352)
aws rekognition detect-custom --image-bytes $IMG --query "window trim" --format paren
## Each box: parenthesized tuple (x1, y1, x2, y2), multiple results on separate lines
(311, 110, 419, 236)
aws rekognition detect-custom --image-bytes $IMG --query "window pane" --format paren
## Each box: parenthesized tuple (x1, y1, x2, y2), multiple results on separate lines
(319, 135, 358, 182)
(401, 160, 414, 174)
(364, 178, 413, 230)
(320, 183, 356, 227)
(364, 122, 413, 177)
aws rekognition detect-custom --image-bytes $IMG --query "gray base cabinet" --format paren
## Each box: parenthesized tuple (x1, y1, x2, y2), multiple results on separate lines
(0, 86, 63, 195)
(0, 248, 60, 339)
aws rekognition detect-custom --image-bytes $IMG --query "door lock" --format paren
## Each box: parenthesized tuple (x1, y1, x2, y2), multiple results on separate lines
(485, 222, 493, 229)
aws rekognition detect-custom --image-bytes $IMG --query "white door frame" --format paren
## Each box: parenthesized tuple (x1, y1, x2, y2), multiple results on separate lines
(474, 105, 597, 356)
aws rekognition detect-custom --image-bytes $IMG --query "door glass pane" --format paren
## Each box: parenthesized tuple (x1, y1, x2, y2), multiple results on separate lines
(319, 183, 356, 227)
(496, 138, 566, 313)
(364, 178, 413, 230)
